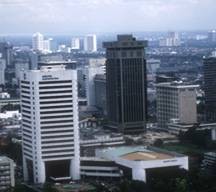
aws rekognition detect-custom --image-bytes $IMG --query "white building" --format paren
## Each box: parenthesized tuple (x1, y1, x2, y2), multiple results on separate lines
(20, 65, 80, 184)
(84, 34, 97, 52)
(71, 37, 80, 50)
(43, 38, 52, 54)
(0, 156, 15, 191)
(95, 146, 188, 182)
(0, 92, 10, 99)
(159, 32, 181, 47)
(156, 82, 198, 129)
(85, 58, 106, 106)
(0, 58, 6, 85)
(32, 32, 44, 51)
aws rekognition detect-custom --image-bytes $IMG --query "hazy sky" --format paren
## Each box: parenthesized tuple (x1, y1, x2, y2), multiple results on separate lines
(0, 0, 215, 34)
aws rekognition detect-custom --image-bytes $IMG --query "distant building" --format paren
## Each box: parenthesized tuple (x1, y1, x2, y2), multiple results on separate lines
(204, 56, 216, 121)
(208, 30, 216, 42)
(0, 58, 6, 85)
(43, 38, 52, 54)
(14, 60, 29, 84)
(0, 156, 15, 191)
(94, 74, 106, 115)
(20, 65, 80, 183)
(38, 60, 77, 70)
(32, 32, 44, 51)
(84, 34, 97, 52)
(159, 32, 180, 47)
(0, 42, 13, 66)
(147, 59, 160, 74)
(29, 51, 38, 70)
(32, 33, 52, 53)
(103, 35, 148, 134)
(156, 75, 177, 83)
(156, 82, 198, 129)
(85, 58, 105, 107)
(71, 37, 80, 50)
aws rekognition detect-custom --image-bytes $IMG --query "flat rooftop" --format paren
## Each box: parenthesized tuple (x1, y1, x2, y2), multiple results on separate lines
(121, 151, 174, 161)
(0, 156, 11, 163)
(98, 146, 184, 161)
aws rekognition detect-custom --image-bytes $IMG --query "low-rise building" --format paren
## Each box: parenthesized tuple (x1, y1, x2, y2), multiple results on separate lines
(0, 156, 15, 191)
(81, 146, 188, 183)
(202, 152, 216, 174)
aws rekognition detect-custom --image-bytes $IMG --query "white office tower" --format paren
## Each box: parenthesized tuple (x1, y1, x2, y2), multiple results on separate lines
(156, 82, 198, 129)
(20, 65, 80, 184)
(71, 37, 80, 50)
(43, 38, 52, 54)
(32, 32, 44, 51)
(85, 58, 106, 106)
(0, 58, 6, 85)
(84, 34, 97, 52)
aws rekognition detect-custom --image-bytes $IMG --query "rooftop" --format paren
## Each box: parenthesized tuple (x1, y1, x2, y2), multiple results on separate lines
(156, 82, 199, 89)
(121, 151, 173, 161)
(99, 146, 184, 161)
(0, 156, 12, 163)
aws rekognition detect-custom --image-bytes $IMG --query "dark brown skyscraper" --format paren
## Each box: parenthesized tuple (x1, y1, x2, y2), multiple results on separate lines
(204, 56, 216, 121)
(103, 35, 147, 134)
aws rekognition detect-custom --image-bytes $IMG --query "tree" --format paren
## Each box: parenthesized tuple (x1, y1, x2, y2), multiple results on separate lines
(175, 178, 188, 192)
(43, 183, 59, 192)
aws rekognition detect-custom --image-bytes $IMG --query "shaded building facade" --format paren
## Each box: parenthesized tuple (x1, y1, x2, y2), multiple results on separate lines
(103, 35, 147, 134)
(204, 57, 216, 121)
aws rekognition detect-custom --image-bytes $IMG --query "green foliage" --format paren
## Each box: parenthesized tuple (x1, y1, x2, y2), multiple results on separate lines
(43, 183, 59, 192)
(175, 178, 188, 192)
(116, 180, 149, 192)
(179, 125, 211, 148)
(0, 136, 22, 165)
(12, 183, 35, 192)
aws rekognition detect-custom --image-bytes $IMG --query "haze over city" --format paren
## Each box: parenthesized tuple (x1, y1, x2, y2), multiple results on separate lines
(0, 0, 216, 34)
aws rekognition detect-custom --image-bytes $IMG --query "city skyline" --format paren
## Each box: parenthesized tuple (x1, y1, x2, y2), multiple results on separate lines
(0, 0, 215, 34)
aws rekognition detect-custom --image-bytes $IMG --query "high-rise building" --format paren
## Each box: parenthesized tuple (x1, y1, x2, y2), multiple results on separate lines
(0, 156, 15, 191)
(0, 58, 6, 85)
(103, 35, 148, 134)
(0, 42, 13, 66)
(43, 38, 52, 54)
(85, 58, 105, 107)
(32, 32, 44, 51)
(94, 74, 107, 115)
(71, 37, 80, 50)
(84, 34, 97, 52)
(14, 61, 29, 85)
(20, 65, 80, 184)
(156, 82, 198, 129)
(204, 55, 216, 121)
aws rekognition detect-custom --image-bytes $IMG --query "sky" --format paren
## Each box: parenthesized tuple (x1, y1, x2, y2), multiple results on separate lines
(0, 0, 215, 34)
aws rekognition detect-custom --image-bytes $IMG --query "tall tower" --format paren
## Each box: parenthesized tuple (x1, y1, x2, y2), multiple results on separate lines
(0, 58, 6, 85)
(84, 34, 97, 52)
(204, 56, 216, 121)
(32, 32, 44, 51)
(103, 35, 148, 134)
(20, 65, 80, 184)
